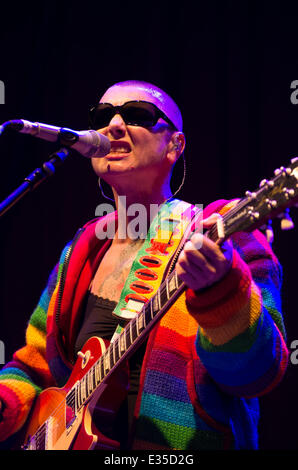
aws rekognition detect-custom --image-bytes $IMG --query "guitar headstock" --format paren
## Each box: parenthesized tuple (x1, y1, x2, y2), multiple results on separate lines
(223, 157, 298, 238)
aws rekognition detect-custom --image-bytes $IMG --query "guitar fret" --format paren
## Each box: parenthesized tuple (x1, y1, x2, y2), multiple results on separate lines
(87, 371, 90, 395)
(159, 285, 168, 307)
(78, 381, 82, 407)
(131, 317, 138, 341)
(129, 320, 134, 343)
(144, 303, 152, 326)
(83, 375, 87, 399)
(165, 278, 169, 299)
(114, 339, 120, 363)
(82, 377, 87, 402)
(137, 311, 145, 333)
(85, 374, 89, 397)
(168, 273, 177, 294)
(175, 270, 183, 288)
(95, 361, 101, 386)
(76, 383, 80, 410)
(87, 373, 90, 396)
(88, 370, 93, 395)
(100, 356, 105, 379)
(125, 326, 132, 349)
(108, 347, 114, 370)
(150, 299, 154, 319)
(152, 294, 159, 313)
(119, 331, 126, 354)
(79, 381, 84, 405)
(112, 341, 116, 367)
(157, 290, 161, 309)
(92, 366, 96, 389)
(85, 374, 88, 398)
(103, 351, 110, 374)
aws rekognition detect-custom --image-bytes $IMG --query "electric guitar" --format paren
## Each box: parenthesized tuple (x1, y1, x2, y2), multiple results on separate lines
(22, 158, 298, 450)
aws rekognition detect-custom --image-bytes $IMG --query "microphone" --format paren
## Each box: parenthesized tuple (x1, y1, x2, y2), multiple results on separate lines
(0, 119, 111, 158)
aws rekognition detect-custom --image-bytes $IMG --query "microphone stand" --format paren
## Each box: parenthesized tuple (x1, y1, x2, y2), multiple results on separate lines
(0, 147, 70, 218)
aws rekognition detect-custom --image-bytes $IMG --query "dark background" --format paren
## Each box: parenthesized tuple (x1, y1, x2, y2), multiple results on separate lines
(0, 0, 297, 451)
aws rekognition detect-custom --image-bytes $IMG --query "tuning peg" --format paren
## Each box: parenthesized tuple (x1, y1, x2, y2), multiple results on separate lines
(264, 220, 274, 244)
(279, 209, 295, 230)
(248, 210, 260, 221)
(265, 198, 277, 209)
(259, 179, 274, 188)
(274, 168, 291, 176)
(282, 187, 295, 199)
(245, 190, 257, 199)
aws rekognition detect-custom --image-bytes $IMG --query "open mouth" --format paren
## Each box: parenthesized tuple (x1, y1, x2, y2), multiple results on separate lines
(108, 140, 132, 157)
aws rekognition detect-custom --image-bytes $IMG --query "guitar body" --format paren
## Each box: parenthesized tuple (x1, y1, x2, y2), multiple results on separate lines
(23, 337, 129, 450)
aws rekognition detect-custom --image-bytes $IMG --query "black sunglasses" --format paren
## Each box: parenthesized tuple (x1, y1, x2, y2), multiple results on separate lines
(88, 100, 177, 131)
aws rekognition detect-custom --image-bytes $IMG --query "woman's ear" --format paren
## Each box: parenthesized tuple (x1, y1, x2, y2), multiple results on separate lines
(167, 132, 186, 163)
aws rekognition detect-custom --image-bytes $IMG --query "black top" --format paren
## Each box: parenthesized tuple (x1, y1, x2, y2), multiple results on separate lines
(75, 292, 146, 448)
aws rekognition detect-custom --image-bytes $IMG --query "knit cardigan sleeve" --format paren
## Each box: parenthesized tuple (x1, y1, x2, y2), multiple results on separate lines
(0, 251, 65, 442)
(185, 213, 288, 397)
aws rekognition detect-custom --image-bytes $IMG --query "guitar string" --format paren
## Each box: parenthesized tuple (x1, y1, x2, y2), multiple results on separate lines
(28, 199, 248, 447)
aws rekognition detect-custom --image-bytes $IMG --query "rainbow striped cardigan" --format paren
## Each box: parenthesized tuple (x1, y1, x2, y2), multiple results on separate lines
(0, 199, 289, 449)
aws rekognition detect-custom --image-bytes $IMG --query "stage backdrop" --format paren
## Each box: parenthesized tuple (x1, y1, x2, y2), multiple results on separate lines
(0, 0, 297, 450)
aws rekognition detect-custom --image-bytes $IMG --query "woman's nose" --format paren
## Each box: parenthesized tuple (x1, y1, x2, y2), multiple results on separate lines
(107, 113, 126, 138)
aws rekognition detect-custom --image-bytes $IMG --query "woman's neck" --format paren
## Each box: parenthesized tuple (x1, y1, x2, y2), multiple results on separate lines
(112, 185, 174, 244)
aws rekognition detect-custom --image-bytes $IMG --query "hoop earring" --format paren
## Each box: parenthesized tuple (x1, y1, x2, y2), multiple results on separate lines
(171, 152, 186, 198)
(98, 177, 115, 202)
(97, 155, 186, 205)
(164, 153, 186, 206)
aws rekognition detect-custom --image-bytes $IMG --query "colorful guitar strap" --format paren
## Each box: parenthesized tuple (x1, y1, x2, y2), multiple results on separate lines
(111, 198, 202, 341)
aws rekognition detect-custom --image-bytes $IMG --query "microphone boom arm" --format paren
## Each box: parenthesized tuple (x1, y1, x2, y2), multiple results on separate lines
(0, 147, 70, 217)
